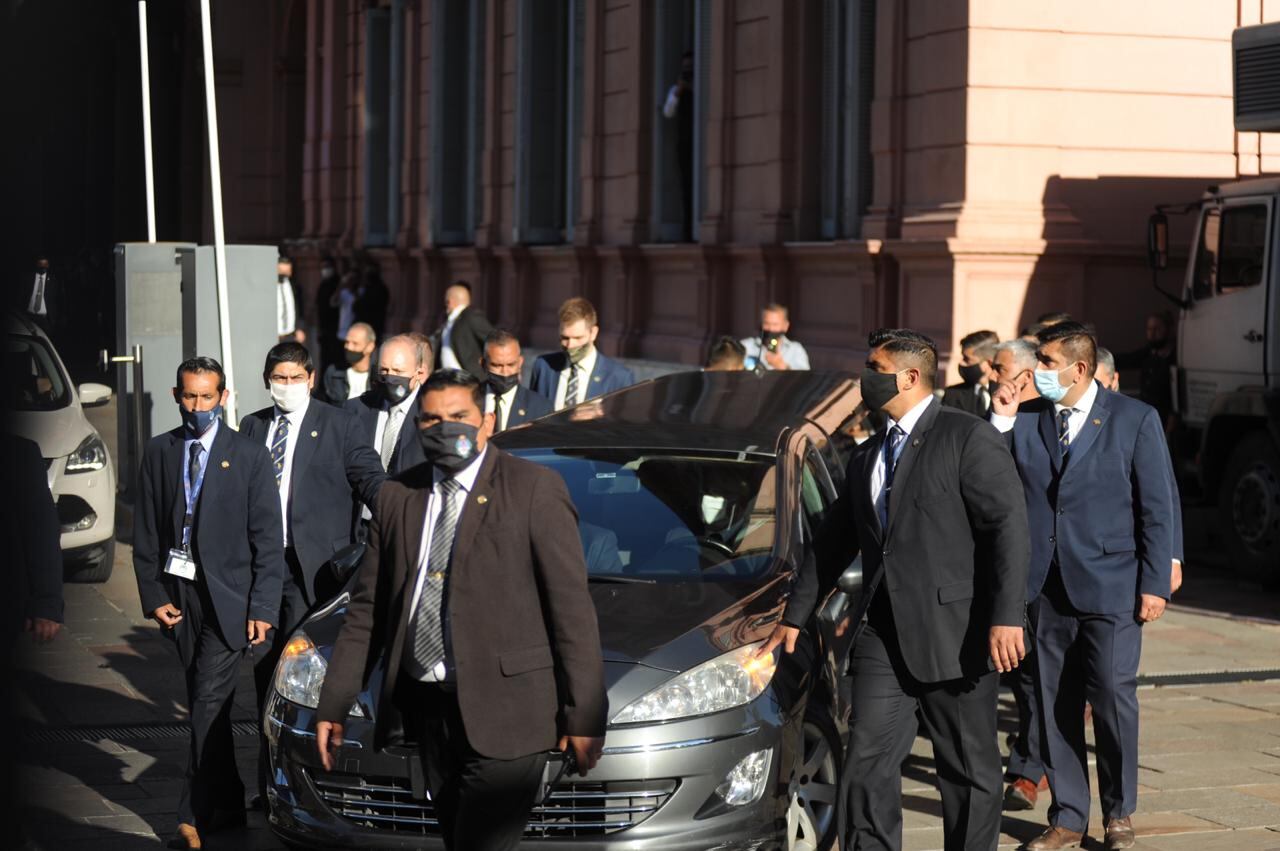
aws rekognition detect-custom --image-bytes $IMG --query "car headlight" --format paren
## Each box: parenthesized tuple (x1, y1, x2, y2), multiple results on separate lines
(611, 641, 777, 725)
(274, 633, 327, 709)
(65, 434, 107, 474)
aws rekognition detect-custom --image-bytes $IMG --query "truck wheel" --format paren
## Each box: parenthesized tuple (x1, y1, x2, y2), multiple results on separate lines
(1218, 432, 1280, 588)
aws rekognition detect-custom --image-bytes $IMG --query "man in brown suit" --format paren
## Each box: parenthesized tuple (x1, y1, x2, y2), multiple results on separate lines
(315, 368, 607, 851)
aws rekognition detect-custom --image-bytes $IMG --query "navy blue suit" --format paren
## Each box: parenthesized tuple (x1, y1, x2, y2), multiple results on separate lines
(529, 350, 635, 405)
(1004, 382, 1175, 834)
(344, 387, 426, 475)
(132, 421, 285, 829)
(498, 384, 554, 431)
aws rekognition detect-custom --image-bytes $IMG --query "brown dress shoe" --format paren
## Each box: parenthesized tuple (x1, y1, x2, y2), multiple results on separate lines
(1004, 777, 1040, 811)
(1022, 825, 1084, 850)
(1104, 816, 1136, 850)
(167, 823, 202, 849)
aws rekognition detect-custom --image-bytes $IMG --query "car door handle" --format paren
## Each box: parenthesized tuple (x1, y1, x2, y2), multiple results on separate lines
(1243, 330, 1264, 343)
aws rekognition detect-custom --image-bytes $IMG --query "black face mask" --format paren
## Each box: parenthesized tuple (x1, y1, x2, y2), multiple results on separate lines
(344, 348, 366, 367)
(418, 421, 482, 474)
(379, 374, 413, 405)
(761, 330, 783, 352)
(860, 369, 903, 411)
(487, 371, 520, 396)
(957, 363, 986, 386)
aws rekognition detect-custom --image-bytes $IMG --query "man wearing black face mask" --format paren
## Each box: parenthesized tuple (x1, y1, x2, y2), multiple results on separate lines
(942, 330, 998, 417)
(344, 334, 429, 475)
(132, 357, 285, 849)
(759, 329, 1029, 851)
(315, 369, 608, 851)
(481, 329, 552, 432)
(320, 321, 376, 403)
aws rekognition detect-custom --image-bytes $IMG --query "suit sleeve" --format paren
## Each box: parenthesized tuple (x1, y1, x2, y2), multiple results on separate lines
(246, 444, 286, 625)
(528, 468, 608, 738)
(1165, 445, 1184, 563)
(529, 359, 550, 397)
(1133, 407, 1175, 599)
(781, 472, 861, 629)
(958, 422, 1031, 628)
(341, 408, 388, 506)
(18, 442, 63, 623)
(317, 492, 387, 724)
(132, 445, 169, 618)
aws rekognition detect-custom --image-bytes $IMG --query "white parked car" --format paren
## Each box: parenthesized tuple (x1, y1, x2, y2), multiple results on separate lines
(6, 314, 117, 581)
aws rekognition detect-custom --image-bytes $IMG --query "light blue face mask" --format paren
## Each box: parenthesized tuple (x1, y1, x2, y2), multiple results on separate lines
(1033, 366, 1073, 403)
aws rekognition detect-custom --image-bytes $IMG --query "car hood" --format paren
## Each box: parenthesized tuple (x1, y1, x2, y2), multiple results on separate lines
(9, 406, 93, 459)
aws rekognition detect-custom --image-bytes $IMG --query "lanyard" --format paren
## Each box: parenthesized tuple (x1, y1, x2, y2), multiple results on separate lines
(182, 442, 210, 551)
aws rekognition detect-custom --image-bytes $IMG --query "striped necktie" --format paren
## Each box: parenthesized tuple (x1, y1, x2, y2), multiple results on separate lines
(410, 477, 463, 675)
(270, 415, 290, 488)
(564, 364, 579, 409)
(1058, 408, 1075, 459)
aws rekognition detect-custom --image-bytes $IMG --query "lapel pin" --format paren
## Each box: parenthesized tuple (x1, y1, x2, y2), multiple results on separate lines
(311, 430, 319, 437)
(912, 439, 920, 446)
(220, 460, 230, 469)
(476, 495, 488, 505)
(593, 375, 602, 382)
(518, 408, 526, 416)
(1093, 419, 1101, 426)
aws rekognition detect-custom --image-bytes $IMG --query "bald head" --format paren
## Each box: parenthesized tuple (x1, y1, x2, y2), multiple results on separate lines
(444, 283, 472, 313)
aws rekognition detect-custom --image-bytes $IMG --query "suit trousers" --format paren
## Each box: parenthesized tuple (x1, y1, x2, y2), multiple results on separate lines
(843, 609, 1003, 851)
(399, 679, 549, 851)
(1031, 566, 1142, 832)
(173, 578, 246, 828)
(1003, 651, 1045, 783)
(255, 547, 313, 801)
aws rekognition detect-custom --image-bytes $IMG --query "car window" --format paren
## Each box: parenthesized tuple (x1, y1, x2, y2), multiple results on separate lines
(800, 454, 832, 528)
(1192, 204, 1268, 300)
(512, 448, 777, 582)
(5, 336, 70, 412)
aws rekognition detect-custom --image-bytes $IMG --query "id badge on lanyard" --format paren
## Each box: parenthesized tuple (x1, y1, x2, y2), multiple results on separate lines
(165, 444, 208, 581)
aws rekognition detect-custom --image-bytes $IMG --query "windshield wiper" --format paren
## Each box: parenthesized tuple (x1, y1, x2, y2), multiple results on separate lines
(587, 574, 657, 584)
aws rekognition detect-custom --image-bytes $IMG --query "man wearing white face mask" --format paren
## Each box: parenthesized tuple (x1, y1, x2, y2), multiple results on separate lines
(238, 341, 387, 809)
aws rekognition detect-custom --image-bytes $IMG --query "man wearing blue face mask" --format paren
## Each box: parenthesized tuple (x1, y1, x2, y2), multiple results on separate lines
(132, 357, 285, 849)
(989, 321, 1176, 851)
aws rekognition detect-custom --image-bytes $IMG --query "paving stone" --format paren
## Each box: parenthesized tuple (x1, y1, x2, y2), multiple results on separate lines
(1188, 802, 1280, 829)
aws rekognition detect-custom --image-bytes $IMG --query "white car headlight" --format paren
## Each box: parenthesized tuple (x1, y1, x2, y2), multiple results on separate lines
(274, 633, 327, 709)
(65, 434, 107, 474)
(611, 641, 777, 725)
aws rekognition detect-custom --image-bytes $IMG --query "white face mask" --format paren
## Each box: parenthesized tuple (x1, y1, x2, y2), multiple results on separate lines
(701, 495, 727, 526)
(270, 381, 310, 413)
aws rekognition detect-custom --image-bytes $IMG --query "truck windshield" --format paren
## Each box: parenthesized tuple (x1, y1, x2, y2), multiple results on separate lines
(1192, 204, 1268, 299)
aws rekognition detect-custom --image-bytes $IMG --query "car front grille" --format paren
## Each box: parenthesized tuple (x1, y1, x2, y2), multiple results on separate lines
(311, 772, 677, 838)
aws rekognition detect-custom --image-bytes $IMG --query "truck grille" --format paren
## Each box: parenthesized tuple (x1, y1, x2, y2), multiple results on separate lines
(312, 772, 677, 838)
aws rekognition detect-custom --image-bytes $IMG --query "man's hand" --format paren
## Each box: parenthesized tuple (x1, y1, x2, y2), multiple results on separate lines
(247, 619, 272, 646)
(24, 617, 61, 643)
(557, 735, 606, 775)
(764, 349, 788, 370)
(1170, 559, 1183, 595)
(317, 721, 344, 772)
(990, 381, 1020, 417)
(989, 625, 1026, 673)
(756, 624, 800, 659)
(151, 603, 183, 629)
(1137, 594, 1166, 623)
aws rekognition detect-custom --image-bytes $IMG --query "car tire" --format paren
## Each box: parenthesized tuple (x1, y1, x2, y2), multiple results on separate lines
(1217, 432, 1280, 588)
(787, 706, 842, 851)
(65, 538, 115, 583)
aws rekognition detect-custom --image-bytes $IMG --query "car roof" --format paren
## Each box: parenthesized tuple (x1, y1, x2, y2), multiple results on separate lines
(4, 311, 48, 340)
(493, 369, 861, 454)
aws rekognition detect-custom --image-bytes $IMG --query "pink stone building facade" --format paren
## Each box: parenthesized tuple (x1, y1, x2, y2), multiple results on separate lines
(201, 0, 1280, 376)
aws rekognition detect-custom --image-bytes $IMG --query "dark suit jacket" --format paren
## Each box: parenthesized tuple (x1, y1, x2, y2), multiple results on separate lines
(499, 385, 554, 431)
(319, 365, 349, 404)
(1005, 382, 1175, 613)
(132, 424, 285, 650)
(238, 400, 386, 599)
(784, 398, 1030, 683)
(529, 351, 635, 404)
(343, 388, 426, 475)
(4, 435, 63, 630)
(432, 306, 494, 379)
(941, 382, 991, 418)
(316, 448, 608, 759)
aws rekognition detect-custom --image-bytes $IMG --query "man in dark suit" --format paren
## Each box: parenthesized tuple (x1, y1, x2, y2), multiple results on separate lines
(3, 434, 63, 641)
(990, 321, 1175, 851)
(132, 357, 284, 849)
(319, 321, 376, 404)
(481, 328, 552, 432)
(22, 256, 58, 336)
(530, 297, 634, 409)
(760, 328, 1030, 851)
(942, 329, 998, 418)
(238, 341, 387, 807)
(315, 369, 607, 851)
(344, 333, 430, 475)
(432, 281, 494, 379)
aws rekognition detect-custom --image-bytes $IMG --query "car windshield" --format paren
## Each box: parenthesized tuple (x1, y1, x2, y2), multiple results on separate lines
(512, 448, 778, 582)
(5, 335, 70, 412)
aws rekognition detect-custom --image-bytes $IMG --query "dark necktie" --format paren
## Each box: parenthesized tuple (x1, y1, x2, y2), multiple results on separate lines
(271, 415, 290, 488)
(410, 477, 463, 675)
(188, 442, 203, 494)
(493, 393, 506, 433)
(878, 425, 906, 529)
(564, 364, 579, 409)
(1058, 408, 1075, 460)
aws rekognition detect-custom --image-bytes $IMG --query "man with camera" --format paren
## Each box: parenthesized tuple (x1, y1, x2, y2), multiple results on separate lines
(740, 303, 810, 371)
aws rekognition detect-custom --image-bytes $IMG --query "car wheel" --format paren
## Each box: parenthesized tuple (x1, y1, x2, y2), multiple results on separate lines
(65, 538, 115, 583)
(1218, 432, 1280, 588)
(786, 708, 841, 851)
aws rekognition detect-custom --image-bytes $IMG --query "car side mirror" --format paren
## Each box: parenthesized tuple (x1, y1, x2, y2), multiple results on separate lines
(328, 541, 367, 585)
(836, 561, 863, 595)
(1147, 212, 1169, 271)
(78, 382, 113, 407)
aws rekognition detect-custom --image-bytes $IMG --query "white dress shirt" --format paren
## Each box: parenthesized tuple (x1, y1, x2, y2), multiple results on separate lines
(277, 278, 297, 336)
(374, 390, 418, 460)
(263, 397, 310, 546)
(346, 367, 370, 400)
(404, 446, 489, 682)
(554, 346, 598, 409)
(869, 394, 934, 519)
(989, 378, 1098, 442)
(485, 386, 519, 431)
(439, 305, 465, 371)
(28, 272, 48, 316)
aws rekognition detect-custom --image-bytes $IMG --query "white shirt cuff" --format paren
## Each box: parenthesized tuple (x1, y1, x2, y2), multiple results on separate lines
(989, 413, 1016, 433)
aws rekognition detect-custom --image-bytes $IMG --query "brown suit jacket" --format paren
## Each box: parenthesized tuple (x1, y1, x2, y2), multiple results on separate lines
(316, 446, 607, 759)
